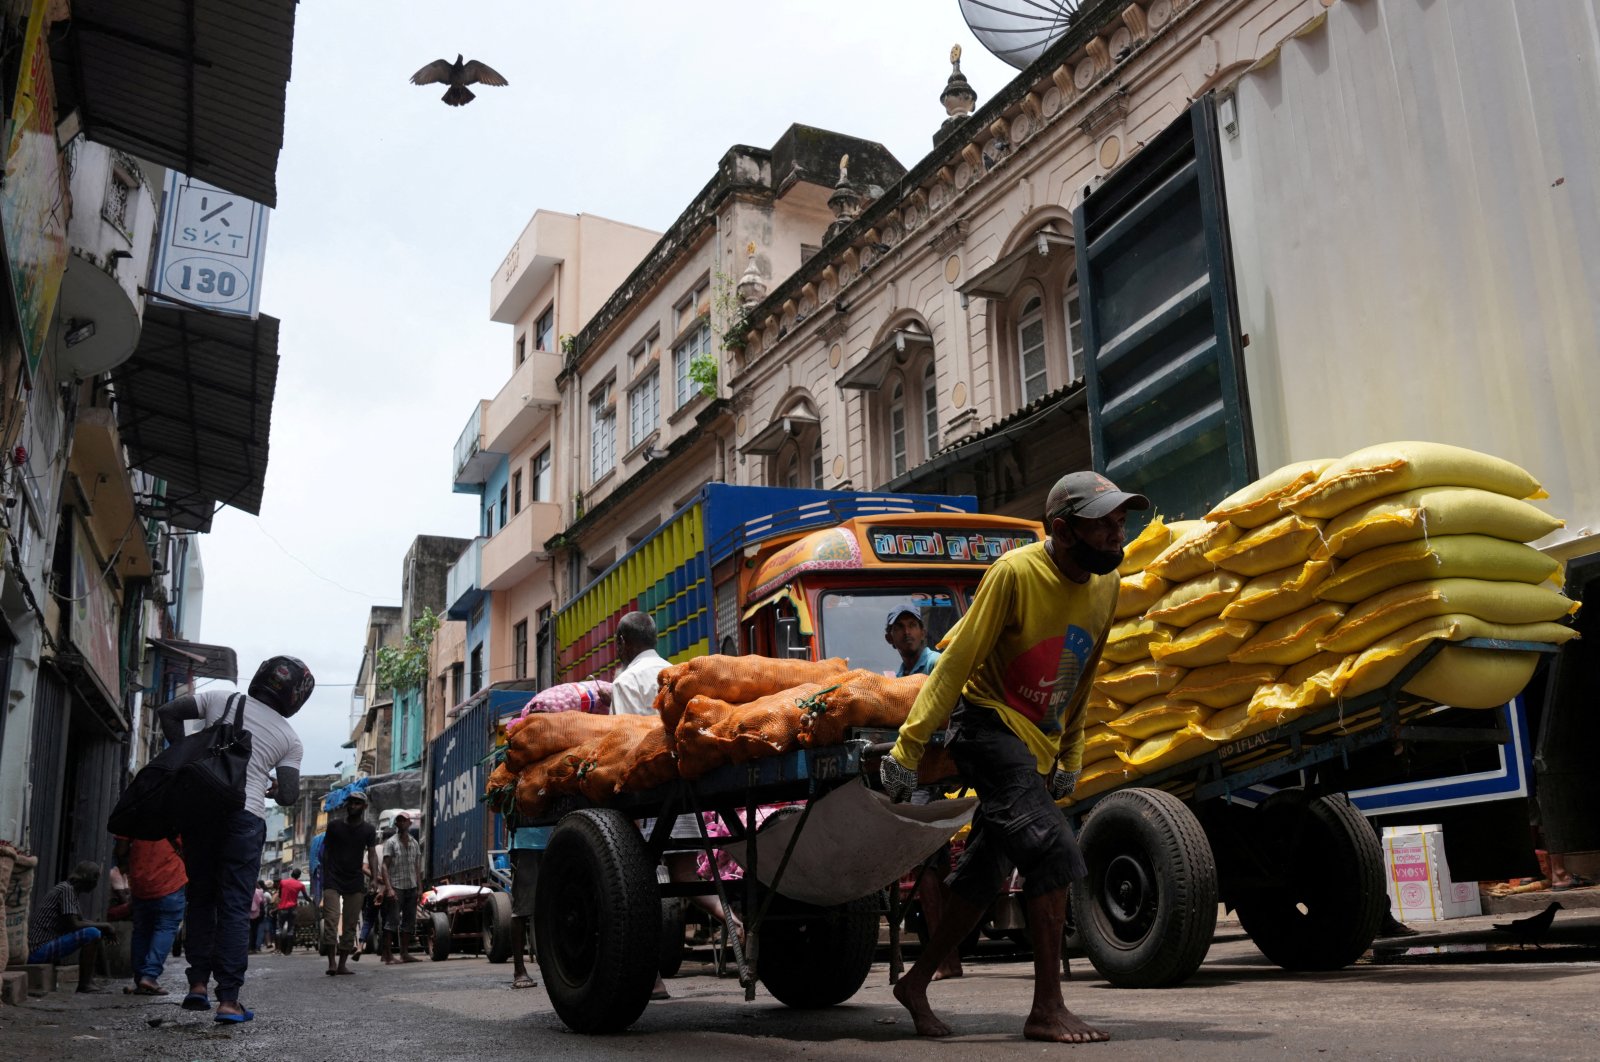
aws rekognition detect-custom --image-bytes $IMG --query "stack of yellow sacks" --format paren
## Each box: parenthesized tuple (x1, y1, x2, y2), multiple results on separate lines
(1069, 442, 1579, 804)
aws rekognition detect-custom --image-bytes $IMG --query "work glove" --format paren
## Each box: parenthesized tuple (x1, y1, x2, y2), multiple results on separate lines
(879, 755, 919, 803)
(1048, 766, 1080, 801)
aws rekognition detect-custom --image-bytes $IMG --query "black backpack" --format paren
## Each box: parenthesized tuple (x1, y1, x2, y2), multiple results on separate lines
(108, 694, 254, 839)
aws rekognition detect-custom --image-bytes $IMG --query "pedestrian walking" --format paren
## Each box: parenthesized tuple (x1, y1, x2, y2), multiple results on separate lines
(883, 471, 1144, 1045)
(26, 861, 118, 992)
(113, 836, 188, 994)
(275, 867, 307, 944)
(380, 813, 423, 964)
(320, 790, 385, 975)
(248, 881, 268, 952)
(155, 655, 313, 1023)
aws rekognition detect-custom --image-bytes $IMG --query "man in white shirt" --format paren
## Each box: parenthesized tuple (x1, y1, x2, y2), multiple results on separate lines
(610, 611, 669, 715)
(155, 655, 312, 1023)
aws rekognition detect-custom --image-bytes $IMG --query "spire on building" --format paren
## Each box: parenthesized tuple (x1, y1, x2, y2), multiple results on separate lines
(935, 43, 978, 146)
(824, 154, 863, 243)
(736, 242, 767, 307)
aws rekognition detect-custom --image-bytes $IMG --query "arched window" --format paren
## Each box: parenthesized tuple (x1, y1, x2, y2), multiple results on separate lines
(922, 360, 939, 457)
(1063, 282, 1084, 382)
(782, 449, 800, 488)
(811, 443, 825, 488)
(889, 381, 907, 477)
(1017, 296, 1048, 404)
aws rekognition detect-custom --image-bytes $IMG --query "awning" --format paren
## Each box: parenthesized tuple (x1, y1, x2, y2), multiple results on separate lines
(111, 304, 278, 532)
(837, 326, 934, 391)
(739, 413, 819, 456)
(957, 229, 1075, 301)
(147, 637, 238, 682)
(48, 0, 297, 207)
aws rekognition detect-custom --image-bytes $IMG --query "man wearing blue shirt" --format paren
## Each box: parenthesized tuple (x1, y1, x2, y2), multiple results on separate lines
(887, 605, 941, 677)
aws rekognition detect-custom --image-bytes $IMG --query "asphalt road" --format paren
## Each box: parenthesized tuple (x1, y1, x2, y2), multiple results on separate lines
(4, 914, 1599, 1062)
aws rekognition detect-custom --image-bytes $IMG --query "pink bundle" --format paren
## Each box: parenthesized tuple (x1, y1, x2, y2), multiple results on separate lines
(505, 680, 614, 734)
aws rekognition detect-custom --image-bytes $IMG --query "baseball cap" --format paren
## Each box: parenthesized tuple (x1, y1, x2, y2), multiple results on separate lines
(1046, 471, 1151, 521)
(345, 790, 369, 806)
(885, 604, 922, 628)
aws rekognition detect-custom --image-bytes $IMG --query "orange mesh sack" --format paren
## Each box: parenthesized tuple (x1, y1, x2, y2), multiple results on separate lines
(506, 711, 633, 773)
(796, 670, 928, 747)
(619, 724, 678, 792)
(675, 683, 826, 779)
(514, 750, 572, 820)
(573, 716, 658, 803)
(657, 655, 849, 746)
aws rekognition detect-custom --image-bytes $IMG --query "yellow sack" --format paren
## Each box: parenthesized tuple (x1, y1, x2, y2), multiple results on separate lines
(1206, 459, 1334, 528)
(1063, 762, 1137, 803)
(1146, 571, 1247, 627)
(1319, 578, 1578, 654)
(1118, 516, 1177, 575)
(1105, 618, 1178, 664)
(1313, 487, 1566, 560)
(1119, 727, 1213, 773)
(1316, 534, 1561, 604)
(1222, 559, 1335, 622)
(1196, 701, 1283, 743)
(1106, 697, 1210, 739)
(1204, 514, 1325, 577)
(1082, 734, 1126, 765)
(1249, 652, 1349, 718)
(1148, 521, 1242, 582)
(1115, 570, 1171, 619)
(1150, 617, 1259, 667)
(1286, 441, 1547, 520)
(1084, 725, 1132, 757)
(1170, 662, 1283, 708)
(1402, 645, 1543, 708)
(1086, 690, 1123, 726)
(1229, 602, 1347, 665)
(1095, 661, 1186, 703)
(1338, 614, 1578, 702)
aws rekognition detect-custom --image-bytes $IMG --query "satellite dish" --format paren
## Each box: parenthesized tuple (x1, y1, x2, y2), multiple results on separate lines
(958, 0, 1083, 71)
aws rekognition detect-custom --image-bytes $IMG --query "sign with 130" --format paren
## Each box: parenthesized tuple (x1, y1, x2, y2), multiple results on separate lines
(148, 171, 271, 318)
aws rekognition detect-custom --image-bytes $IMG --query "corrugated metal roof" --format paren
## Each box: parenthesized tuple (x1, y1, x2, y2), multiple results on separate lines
(49, 0, 297, 206)
(111, 304, 278, 531)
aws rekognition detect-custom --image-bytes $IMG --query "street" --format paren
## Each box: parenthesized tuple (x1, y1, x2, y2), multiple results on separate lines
(4, 910, 1598, 1062)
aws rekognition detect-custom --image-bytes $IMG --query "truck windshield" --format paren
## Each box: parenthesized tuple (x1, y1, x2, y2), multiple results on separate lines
(818, 590, 960, 675)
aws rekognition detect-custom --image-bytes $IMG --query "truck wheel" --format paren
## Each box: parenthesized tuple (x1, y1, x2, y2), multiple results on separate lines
(756, 889, 880, 1009)
(483, 891, 515, 964)
(1072, 787, 1218, 988)
(658, 898, 687, 979)
(535, 808, 660, 1034)
(428, 911, 452, 961)
(1233, 791, 1385, 971)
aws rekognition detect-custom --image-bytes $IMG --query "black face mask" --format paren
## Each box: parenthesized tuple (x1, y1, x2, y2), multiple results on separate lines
(1068, 537, 1123, 576)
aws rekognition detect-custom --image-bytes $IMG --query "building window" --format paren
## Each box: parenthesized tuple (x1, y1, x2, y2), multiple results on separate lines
(498, 484, 508, 529)
(532, 447, 552, 502)
(469, 645, 483, 695)
(1017, 296, 1048, 405)
(450, 663, 464, 706)
(782, 450, 800, 488)
(516, 334, 526, 365)
(676, 278, 708, 331)
(628, 369, 659, 448)
(889, 382, 907, 477)
(534, 305, 555, 352)
(1063, 285, 1084, 382)
(513, 620, 528, 679)
(922, 360, 939, 457)
(535, 605, 553, 688)
(511, 469, 523, 515)
(811, 443, 825, 489)
(590, 380, 616, 481)
(673, 321, 711, 408)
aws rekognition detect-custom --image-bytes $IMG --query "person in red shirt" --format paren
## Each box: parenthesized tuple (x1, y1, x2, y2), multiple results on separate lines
(275, 868, 306, 942)
(113, 836, 188, 994)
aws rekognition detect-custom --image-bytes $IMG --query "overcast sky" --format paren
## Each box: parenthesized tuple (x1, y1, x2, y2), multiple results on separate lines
(192, 2, 1019, 773)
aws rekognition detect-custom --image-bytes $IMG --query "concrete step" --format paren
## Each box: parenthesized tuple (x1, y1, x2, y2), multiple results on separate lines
(0, 971, 28, 1005)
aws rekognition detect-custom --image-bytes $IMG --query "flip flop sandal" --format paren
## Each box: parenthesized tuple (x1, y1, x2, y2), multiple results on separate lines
(180, 992, 211, 1011)
(512, 976, 538, 989)
(214, 1009, 254, 1024)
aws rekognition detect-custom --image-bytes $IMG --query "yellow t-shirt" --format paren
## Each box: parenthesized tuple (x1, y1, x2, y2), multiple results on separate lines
(891, 540, 1119, 774)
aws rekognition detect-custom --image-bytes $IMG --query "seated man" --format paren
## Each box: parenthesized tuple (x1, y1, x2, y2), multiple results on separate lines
(28, 861, 119, 993)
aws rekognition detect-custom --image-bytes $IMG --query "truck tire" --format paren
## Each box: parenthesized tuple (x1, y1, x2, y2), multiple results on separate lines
(658, 898, 687, 979)
(1233, 791, 1385, 971)
(428, 910, 452, 962)
(756, 889, 880, 1009)
(1072, 787, 1218, 988)
(483, 890, 515, 964)
(535, 808, 660, 1034)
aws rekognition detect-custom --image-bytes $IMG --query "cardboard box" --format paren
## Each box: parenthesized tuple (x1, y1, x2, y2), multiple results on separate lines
(1382, 824, 1482, 921)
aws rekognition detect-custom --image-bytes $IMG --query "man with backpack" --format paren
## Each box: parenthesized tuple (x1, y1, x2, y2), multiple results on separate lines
(155, 656, 313, 1024)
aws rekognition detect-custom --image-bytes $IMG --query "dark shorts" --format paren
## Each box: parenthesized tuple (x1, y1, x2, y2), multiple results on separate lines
(511, 849, 540, 918)
(945, 702, 1087, 905)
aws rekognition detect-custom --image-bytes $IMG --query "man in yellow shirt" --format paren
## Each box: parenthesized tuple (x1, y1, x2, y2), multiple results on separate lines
(883, 471, 1146, 1045)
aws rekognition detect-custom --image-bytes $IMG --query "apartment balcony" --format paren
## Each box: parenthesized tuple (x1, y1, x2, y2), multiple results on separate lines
(452, 400, 498, 492)
(481, 501, 562, 591)
(483, 350, 561, 455)
(69, 406, 153, 578)
(445, 537, 488, 620)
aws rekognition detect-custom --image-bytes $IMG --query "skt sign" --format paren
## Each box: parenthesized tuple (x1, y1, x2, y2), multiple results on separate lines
(148, 172, 270, 317)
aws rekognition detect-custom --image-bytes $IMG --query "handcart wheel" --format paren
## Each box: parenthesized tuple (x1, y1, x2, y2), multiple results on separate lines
(535, 808, 660, 1033)
(658, 898, 687, 979)
(428, 910, 451, 961)
(1071, 787, 1217, 987)
(483, 891, 515, 963)
(1232, 790, 1385, 971)
(756, 888, 881, 1009)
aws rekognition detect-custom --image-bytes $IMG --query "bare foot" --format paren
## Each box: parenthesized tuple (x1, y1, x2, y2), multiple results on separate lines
(1024, 1003, 1110, 1044)
(892, 977, 953, 1037)
(931, 962, 963, 982)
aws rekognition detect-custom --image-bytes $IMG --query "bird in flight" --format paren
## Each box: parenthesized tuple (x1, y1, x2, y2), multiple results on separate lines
(410, 54, 508, 107)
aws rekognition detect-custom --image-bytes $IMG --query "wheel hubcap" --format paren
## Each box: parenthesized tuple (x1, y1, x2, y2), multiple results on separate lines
(1101, 852, 1157, 945)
